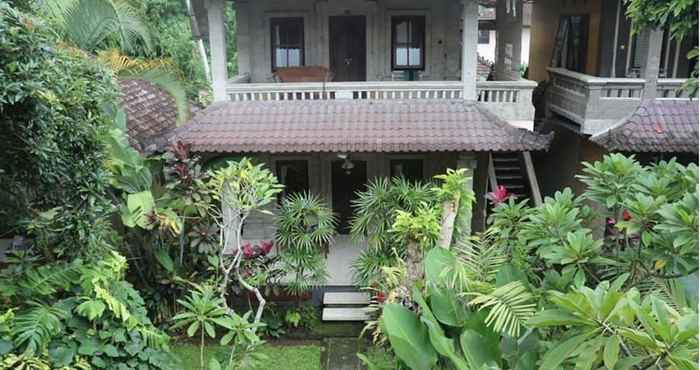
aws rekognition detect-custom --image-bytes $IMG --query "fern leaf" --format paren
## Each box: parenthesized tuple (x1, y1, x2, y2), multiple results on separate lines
(17, 262, 82, 297)
(13, 302, 68, 356)
(467, 281, 536, 337)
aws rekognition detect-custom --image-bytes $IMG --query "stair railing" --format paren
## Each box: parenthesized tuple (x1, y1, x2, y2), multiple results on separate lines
(521, 152, 543, 206)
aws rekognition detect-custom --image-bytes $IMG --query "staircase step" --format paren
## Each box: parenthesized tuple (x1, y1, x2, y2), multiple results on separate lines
(324, 292, 370, 306)
(493, 157, 519, 162)
(494, 166, 520, 171)
(495, 175, 523, 180)
(322, 307, 375, 321)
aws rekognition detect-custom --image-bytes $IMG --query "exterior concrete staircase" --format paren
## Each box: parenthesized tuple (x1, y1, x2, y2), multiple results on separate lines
(489, 151, 543, 206)
(321, 292, 374, 321)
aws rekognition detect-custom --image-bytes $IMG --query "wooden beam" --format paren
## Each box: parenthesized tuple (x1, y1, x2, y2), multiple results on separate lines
(521, 151, 542, 206)
(487, 153, 498, 193)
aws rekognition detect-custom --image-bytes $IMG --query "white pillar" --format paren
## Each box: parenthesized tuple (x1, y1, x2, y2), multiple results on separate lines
(207, 0, 228, 102)
(235, 1, 251, 77)
(495, 0, 523, 80)
(641, 28, 664, 99)
(462, 0, 479, 100)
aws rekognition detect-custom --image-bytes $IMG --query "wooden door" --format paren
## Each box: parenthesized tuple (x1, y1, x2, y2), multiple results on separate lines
(331, 160, 367, 234)
(329, 16, 367, 81)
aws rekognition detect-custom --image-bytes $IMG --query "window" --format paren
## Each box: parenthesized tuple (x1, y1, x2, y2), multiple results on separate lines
(276, 160, 309, 200)
(478, 30, 490, 44)
(270, 17, 304, 70)
(390, 159, 424, 183)
(391, 16, 425, 70)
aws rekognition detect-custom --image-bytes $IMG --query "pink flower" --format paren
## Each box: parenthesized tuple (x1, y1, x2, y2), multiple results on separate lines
(607, 217, 617, 226)
(242, 243, 254, 259)
(260, 240, 274, 255)
(486, 185, 512, 205)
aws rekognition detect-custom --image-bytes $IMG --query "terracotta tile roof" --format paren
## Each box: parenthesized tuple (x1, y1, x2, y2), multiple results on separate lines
(119, 78, 178, 152)
(591, 99, 699, 153)
(169, 99, 551, 153)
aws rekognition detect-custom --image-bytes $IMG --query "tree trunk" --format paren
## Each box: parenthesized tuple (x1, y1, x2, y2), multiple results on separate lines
(405, 239, 423, 284)
(438, 194, 461, 249)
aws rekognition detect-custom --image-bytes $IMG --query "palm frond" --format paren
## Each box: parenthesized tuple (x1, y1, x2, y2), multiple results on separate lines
(451, 237, 508, 285)
(112, 0, 153, 53)
(43, 0, 152, 53)
(638, 277, 697, 313)
(466, 281, 536, 337)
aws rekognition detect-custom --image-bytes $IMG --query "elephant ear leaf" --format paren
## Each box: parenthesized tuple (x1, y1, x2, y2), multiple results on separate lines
(381, 303, 438, 370)
(424, 247, 456, 286)
(420, 316, 469, 370)
(460, 329, 501, 370)
(429, 287, 467, 327)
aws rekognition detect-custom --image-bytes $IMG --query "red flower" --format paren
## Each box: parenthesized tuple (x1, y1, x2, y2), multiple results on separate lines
(260, 240, 274, 255)
(375, 292, 386, 303)
(622, 210, 632, 221)
(486, 185, 512, 205)
(242, 243, 255, 259)
(169, 140, 190, 161)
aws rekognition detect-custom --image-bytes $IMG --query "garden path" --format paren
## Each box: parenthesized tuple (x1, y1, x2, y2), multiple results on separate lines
(321, 337, 365, 370)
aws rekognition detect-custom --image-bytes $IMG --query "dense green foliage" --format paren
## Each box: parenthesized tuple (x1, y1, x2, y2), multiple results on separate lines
(0, 3, 117, 257)
(0, 253, 174, 369)
(0, 5, 177, 368)
(350, 178, 436, 286)
(625, 0, 699, 95)
(365, 155, 698, 370)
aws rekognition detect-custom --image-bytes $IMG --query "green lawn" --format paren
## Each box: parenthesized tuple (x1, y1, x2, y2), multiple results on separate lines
(173, 342, 322, 370)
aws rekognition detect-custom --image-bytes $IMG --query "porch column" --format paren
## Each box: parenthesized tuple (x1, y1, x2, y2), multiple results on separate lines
(456, 154, 477, 235)
(640, 28, 664, 99)
(207, 0, 228, 102)
(462, 0, 479, 100)
(494, 0, 523, 80)
(235, 1, 251, 77)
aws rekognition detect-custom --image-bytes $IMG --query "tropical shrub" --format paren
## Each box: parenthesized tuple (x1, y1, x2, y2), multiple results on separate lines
(366, 155, 699, 370)
(107, 125, 218, 324)
(205, 158, 283, 325)
(0, 252, 174, 369)
(276, 192, 337, 299)
(0, 3, 118, 258)
(350, 178, 435, 286)
(171, 283, 266, 370)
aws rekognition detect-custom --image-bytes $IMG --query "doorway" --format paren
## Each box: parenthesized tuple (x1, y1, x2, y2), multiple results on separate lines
(329, 16, 367, 81)
(331, 159, 367, 234)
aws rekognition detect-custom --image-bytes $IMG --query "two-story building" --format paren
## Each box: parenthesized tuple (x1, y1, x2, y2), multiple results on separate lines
(528, 0, 698, 195)
(173, 0, 554, 301)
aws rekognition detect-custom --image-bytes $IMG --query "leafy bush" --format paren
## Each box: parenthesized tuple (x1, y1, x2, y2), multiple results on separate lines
(0, 252, 174, 369)
(369, 155, 699, 370)
(0, 3, 118, 258)
(350, 178, 435, 286)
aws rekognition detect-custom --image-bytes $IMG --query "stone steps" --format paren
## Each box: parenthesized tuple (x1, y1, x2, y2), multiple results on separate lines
(321, 291, 373, 322)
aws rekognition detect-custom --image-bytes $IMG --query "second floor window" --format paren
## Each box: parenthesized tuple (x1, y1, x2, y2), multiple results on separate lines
(271, 17, 304, 70)
(391, 16, 425, 70)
